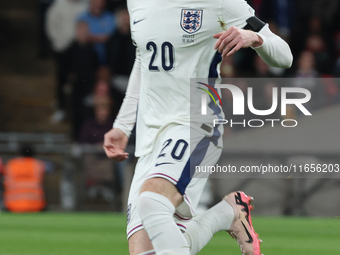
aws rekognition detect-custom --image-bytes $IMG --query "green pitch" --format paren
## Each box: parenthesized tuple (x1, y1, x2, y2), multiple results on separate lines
(0, 213, 339, 255)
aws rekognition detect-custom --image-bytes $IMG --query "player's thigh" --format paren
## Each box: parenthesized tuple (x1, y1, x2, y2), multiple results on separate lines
(126, 154, 153, 239)
(128, 229, 153, 255)
(175, 142, 222, 218)
(146, 124, 221, 217)
(140, 177, 183, 207)
(126, 126, 190, 242)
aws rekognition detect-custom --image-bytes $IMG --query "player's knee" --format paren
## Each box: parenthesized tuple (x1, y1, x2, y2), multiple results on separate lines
(140, 178, 183, 207)
(136, 191, 175, 222)
(136, 192, 156, 219)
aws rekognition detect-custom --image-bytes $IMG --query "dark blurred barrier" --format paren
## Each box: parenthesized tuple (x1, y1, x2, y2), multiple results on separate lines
(71, 143, 135, 212)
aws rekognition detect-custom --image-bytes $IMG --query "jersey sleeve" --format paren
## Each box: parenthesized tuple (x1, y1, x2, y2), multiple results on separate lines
(221, 0, 255, 29)
(113, 48, 141, 137)
(221, 0, 293, 68)
(252, 24, 293, 68)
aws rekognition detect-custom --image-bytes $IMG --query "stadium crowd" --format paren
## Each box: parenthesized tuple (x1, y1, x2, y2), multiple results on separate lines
(44, 0, 133, 141)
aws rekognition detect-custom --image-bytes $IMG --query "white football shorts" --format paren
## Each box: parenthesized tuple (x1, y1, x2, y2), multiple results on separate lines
(126, 123, 222, 238)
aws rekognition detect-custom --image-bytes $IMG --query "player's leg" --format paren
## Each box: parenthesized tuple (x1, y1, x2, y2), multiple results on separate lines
(128, 230, 154, 255)
(182, 201, 234, 254)
(182, 191, 262, 255)
(126, 177, 190, 255)
(137, 177, 191, 255)
(126, 149, 188, 255)
(134, 124, 221, 255)
(126, 154, 155, 255)
(178, 177, 235, 254)
(134, 124, 214, 255)
(129, 124, 243, 255)
(173, 152, 238, 255)
(176, 143, 262, 255)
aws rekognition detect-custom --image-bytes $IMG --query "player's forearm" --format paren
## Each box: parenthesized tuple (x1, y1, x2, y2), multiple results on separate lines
(113, 96, 138, 138)
(252, 24, 293, 69)
(113, 49, 141, 137)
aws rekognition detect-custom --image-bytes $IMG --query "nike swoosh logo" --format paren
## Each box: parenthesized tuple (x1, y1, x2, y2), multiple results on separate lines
(241, 221, 253, 243)
(133, 18, 146, 25)
(155, 162, 174, 167)
(150, 232, 163, 241)
(235, 192, 250, 224)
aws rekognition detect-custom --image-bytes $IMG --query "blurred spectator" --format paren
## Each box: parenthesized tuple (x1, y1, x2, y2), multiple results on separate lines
(304, 17, 333, 74)
(321, 77, 340, 105)
(104, 5, 133, 111)
(259, 0, 295, 39)
(78, 94, 128, 211)
(92, 67, 124, 108)
(74, 79, 110, 140)
(46, 0, 88, 123)
(305, 34, 332, 74)
(84, 79, 112, 109)
(3, 145, 46, 213)
(78, 96, 115, 144)
(96, 66, 124, 113)
(253, 55, 272, 77)
(311, 0, 339, 25)
(70, 21, 99, 139)
(295, 51, 318, 78)
(107, 5, 135, 77)
(78, 0, 116, 64)
(293, 51, 326, 111)
(106, 0, 126, 12)
(253, 55, 285, 77)
(96, 65, 112, 81)
(38, 0, 55, 58)
(70, 22, 98, 89)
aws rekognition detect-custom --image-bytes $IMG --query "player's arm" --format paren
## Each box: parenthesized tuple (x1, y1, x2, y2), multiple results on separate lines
(251, 22, 292, 68)
(214, 0, 293, 69)
(103, 48, 141, 162)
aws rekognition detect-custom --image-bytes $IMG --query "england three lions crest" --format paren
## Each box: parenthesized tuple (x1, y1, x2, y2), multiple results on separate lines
(181, 9, 203, 34)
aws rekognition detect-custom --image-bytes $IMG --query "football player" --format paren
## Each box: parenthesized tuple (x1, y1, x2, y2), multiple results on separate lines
(104, 0, 292, 254)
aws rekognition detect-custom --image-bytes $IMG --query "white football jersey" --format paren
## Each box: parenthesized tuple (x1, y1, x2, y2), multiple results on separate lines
(128, 0, 254, 156)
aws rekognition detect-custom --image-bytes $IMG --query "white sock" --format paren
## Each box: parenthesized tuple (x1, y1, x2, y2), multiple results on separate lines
(137, 250, 155, 255)
(137, 192, 190, 255)
(183, 200, 235, 255)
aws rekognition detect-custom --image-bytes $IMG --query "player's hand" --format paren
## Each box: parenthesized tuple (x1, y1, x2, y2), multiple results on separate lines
(213, 26, 263, 57)
(103, 128, 129, 162)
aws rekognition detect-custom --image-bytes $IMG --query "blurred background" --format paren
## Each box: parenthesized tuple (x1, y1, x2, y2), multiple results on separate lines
(0, 0, 339, 217)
